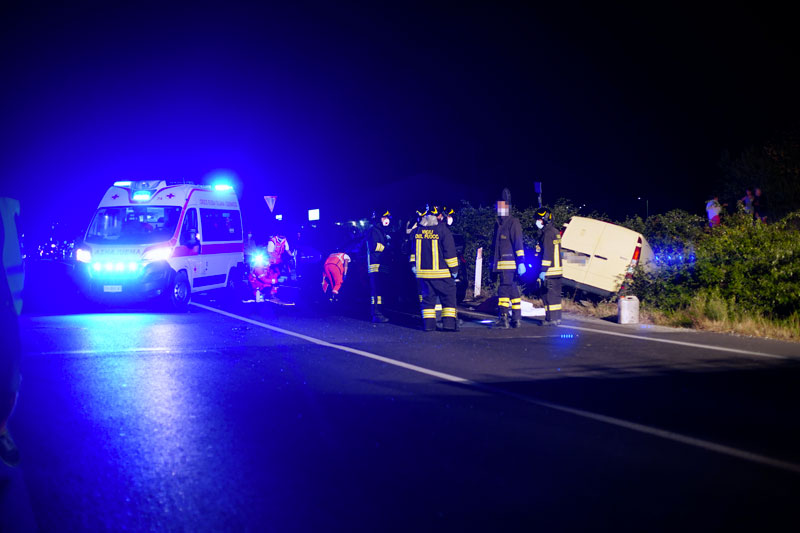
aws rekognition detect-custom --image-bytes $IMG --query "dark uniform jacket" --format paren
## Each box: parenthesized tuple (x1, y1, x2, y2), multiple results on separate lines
(409, 222, 459, 279)
(540, 224, 563, 278)
(367, 225, 388, 273)
(492, 216, 525, 272)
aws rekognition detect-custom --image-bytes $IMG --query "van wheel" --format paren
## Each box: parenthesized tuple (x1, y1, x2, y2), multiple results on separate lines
(169, 271, 191, 311)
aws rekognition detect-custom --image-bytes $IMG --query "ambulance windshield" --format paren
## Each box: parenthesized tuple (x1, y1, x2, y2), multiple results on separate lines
(85, 206, 183, 245)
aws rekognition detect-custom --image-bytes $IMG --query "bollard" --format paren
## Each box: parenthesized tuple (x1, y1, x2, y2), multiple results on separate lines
(618, 295, 639, 324)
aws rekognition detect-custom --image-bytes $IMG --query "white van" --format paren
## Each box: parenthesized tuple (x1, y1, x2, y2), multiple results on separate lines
(559, 216, 654, 297)
(75, 179, 244, 310)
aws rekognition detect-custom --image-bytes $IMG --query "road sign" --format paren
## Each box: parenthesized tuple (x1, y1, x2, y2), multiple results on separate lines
(264, 196, 277, 212)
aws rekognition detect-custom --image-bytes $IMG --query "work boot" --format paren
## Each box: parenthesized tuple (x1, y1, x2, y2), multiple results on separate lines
(492, 315, 510, 329)
(0, 430, 20, 467)
(511, 319, 522, 328)
(371, 312, 389, 323)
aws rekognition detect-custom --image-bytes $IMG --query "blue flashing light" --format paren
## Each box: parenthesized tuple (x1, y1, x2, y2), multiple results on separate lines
(213, 183, 233, 192)
(275, 214, 283, 221)
(132, 191, 152, 201)
(114, 181, 132, 187)
(253, 254, 266, 267)
(104, 262, 114, 271)
(308, 208, 320, 221)
(115, 262, 125, 272)
(128, 262, 138, 271)
(92, 263, 102, 272)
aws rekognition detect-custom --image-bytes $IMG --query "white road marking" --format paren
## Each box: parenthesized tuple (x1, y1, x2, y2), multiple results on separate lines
(39, 347, 176, 355)
(191, 302, 800, 475)
(558, 325, 789, 360)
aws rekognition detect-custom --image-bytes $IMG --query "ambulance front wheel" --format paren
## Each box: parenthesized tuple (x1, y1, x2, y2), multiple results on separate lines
(168, 271, 191, 312)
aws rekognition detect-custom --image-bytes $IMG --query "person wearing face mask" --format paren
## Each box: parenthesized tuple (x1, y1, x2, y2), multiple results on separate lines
(535, 206, 562, 325)
(367, 209, 392, 323)
(409, 206, 459, 332)
(491, 189, 526, 329)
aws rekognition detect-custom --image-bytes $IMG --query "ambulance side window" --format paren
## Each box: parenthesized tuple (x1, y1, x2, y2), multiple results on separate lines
(180, 208, 198, 246)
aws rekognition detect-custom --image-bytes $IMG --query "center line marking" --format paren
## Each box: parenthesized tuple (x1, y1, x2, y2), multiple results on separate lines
(191, 302, 800, 475)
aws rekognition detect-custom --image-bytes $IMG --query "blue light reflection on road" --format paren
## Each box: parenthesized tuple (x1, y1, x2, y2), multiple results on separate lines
(66, 313, 223, 523)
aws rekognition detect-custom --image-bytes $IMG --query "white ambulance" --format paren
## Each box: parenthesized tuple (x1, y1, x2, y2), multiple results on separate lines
(75, 179, 244, 310)
(559, 216, 655, 297)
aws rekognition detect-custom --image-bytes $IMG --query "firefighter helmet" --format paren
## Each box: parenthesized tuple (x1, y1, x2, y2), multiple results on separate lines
(415, 206, 428, 220)
(372, 209, 391, 220)
(441, 206, 454, 217)
(427, 205, 439, 217)
(534, 206, 552, 224)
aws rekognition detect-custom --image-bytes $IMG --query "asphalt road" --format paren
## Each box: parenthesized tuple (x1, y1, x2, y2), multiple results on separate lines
(3, 289, 800, 532)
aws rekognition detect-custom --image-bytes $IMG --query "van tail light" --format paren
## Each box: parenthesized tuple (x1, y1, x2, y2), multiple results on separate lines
(631, 238, 642, 266)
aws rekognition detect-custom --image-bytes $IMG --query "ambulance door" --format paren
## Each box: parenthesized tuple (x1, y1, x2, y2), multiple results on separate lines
(175, 208, 206, 286)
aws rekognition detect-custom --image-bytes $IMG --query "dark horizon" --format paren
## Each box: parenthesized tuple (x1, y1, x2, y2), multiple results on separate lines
(2, 2, 798, 241)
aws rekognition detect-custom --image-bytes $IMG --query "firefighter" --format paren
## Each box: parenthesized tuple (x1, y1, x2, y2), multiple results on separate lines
(410, 206, 459, 332)
(491, 188, 526, 329)
(321, 252, 351, 301)
(367, 209, 392, 323)
(535, 206, 563, 325)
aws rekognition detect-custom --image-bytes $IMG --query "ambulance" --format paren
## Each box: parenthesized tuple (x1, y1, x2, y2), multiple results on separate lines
(559, 216, 655, 297)
(74, 179, 244, 310)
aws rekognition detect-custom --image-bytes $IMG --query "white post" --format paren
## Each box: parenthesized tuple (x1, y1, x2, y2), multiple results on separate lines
(474, 247, 483, 298)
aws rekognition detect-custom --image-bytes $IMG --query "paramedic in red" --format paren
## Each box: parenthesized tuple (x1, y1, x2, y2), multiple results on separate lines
(267, 233, 291, 271)
(491, 188, 526, 329)
(535, 206, 563, 325)
(409, 207, 459, 332)
(367, 209, 391, 323)
(321, 252, 351, 301)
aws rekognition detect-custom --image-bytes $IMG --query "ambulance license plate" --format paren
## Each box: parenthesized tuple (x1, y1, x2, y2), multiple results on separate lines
(103, 285, 123, 293)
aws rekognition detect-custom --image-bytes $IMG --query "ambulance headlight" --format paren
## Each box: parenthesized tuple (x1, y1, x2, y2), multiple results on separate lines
(143, 246, 173, 262)
(76, 248, 91, 263)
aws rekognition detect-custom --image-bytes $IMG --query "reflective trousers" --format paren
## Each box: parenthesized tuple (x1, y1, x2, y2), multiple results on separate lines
(496, 269, 521, 321)
(543, 276, 562, 321)
(419, 277, 457, 331)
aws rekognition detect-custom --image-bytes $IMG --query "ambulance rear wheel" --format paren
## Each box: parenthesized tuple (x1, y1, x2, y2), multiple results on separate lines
(168, 271, 191, 312)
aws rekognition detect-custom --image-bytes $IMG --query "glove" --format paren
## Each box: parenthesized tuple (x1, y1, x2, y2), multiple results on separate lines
(411, 266, 416, 274)
(451, 271, 457, 278)
(538, 272, 546, 282)
(517, 263, 526, 276)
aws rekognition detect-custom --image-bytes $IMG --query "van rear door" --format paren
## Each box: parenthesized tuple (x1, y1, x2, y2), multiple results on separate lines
(583, 223, 639, 293)
(560, 217, 604, 286)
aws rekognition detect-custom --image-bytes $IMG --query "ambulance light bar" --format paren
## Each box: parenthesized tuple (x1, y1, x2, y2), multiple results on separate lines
(213, 183, 233, 191)
(132, 191, 153, 202)
(114, 181, 132, 187)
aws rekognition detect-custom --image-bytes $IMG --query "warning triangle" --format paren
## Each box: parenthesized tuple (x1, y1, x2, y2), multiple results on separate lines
(264, 196, 277, 212)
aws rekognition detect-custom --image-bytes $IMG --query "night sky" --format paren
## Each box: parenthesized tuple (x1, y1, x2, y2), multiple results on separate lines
(2, 2, 798, 241)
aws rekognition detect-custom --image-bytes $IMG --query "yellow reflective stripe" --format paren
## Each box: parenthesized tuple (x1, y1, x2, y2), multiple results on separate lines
(497, 260, 516, 269)
(541, 260, 552, 266)
(511, 298, 521, 303)
(515, 249, 525, 257)
(416, 270, 452, 279)
(554, 243, 561, 268)
(432, 239, 439, 270)
(445, 257, 458, 268)
(375, 242, 385, 252)
(422, 309, 437, 318)
(511, 304, 521, 310)
(369, 264, 380, 273)
(371, 296, 375, 304)
(409, 254, 416, 262)
(377, 296, 382, 304)
(441, 308, 457, 317)
(434, 304, 443, 311)
(416, 238, 422, 271)
(498, 297, 511, 307)
(546, 268, 563, 276)
(419, 295, 423, 302)
(546, 304, 562, 311)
